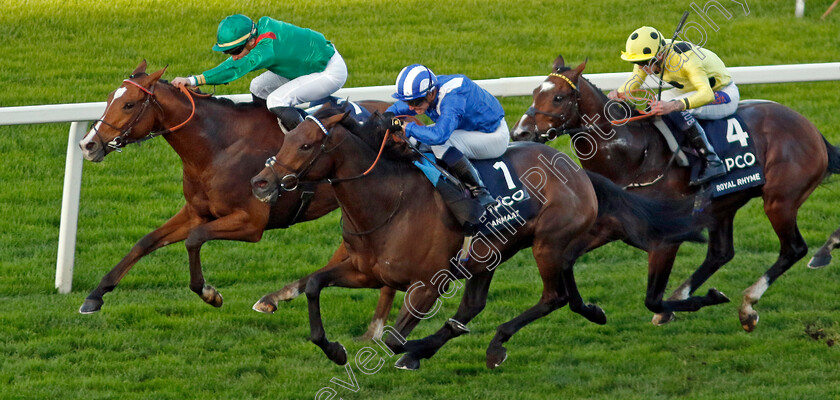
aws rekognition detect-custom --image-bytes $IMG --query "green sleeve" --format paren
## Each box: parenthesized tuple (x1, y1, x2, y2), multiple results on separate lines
(197, 42, 277, 85)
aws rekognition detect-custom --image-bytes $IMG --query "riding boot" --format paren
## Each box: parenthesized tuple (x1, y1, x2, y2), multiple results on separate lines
(684, 121, 727, 186)
(251, 93, 267, 108)
(269, 106, 305, 132)
(445, 153, 496, 209)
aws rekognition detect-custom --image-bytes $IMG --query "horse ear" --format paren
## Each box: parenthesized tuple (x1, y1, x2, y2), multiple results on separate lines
(570, 58, 588, 79)
(148, 65, 168, 83)
(322, 110, 352, 128)
(553, 54, 566, 71)
(132, 59, 148, 77)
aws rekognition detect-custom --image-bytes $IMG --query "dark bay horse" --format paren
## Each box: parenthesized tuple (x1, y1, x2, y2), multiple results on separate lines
(77, 61, 398, 338)
(250, 106, 701, 369)
(511, 55, 840, 331)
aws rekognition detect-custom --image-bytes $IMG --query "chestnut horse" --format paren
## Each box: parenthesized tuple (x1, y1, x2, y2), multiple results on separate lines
(512, 55, 840, 331)
(250, 106, 700, 369)
(77, 61, 397, 338)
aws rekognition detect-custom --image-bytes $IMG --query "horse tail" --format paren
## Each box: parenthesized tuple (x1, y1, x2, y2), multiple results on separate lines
(822, 135, 840, 176)
(586, 171, 705, 248)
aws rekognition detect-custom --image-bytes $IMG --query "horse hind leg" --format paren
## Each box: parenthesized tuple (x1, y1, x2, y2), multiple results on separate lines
(808, 225, 840, 268)
(740, 202, 808, 332)
(486, 238, 596, 370)
(652, 211, 737, 325)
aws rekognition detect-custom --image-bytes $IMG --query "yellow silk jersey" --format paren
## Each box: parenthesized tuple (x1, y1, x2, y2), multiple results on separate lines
(618, 40, 732, 109)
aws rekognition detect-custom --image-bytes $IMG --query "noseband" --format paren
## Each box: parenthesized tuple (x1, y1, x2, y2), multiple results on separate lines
(92, 78, 198, 152)
(265, 115, 394, 192)
(525, 73, 584, 140)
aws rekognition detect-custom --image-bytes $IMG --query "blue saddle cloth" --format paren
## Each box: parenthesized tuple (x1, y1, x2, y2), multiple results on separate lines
(413, 149, 539, 235)
(671, 114, 765, 198)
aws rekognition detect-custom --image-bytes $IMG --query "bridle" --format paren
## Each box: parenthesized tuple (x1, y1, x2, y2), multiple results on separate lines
(91, 77, 198, 152)
(525, 72, 588, 141)
(264, 114, 394, 192)
(525, 73, 654, 142)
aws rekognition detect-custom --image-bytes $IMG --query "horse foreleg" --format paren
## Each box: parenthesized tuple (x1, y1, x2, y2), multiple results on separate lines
(809, 225, 840, 268)
(304, 258, 379, 365)
(398, 270, 495, 364)
(387, 284, 442, 371)
(361, 287, 397, 341)
(185, 210, 265, 308)
(253, 243, 350, 313)
(80, 206, 196, 314)
(740, 201, 808, 332)
(653, 213, 736, 325)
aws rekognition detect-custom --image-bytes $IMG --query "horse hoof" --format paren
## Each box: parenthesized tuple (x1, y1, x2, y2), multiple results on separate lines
(324, 342, 347, 365)
(394, 354, 421, 370)
(707, 288, 731, 305)
(808, 254, 831, 269)
(584, 305, 607, 325)
(652, 312, 676, 326)
(79, 298, 103, 314)
(486, 345, 508, 369)
(739, 310, 759, 332)
(252, 298, 277, 314)
(202, 285, 223, 308)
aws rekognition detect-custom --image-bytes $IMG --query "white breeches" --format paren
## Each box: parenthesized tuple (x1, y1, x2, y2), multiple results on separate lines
(661, 81, 740, 120)
(251, 50, 348, 109)
(431, 119, 510, 160)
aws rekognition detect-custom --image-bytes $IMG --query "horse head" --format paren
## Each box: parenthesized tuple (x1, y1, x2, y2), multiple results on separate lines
(79, 60, 168, 162)
(251, 105, 353, 203)
(511, 55, 587, 143)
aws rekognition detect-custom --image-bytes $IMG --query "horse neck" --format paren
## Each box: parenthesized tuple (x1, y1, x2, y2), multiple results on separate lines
(328, 130, 435, 233)
(153, 85, 266, 168)
(572, 79, 668, 185)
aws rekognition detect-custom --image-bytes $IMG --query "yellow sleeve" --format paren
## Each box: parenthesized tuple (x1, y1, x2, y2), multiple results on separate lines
(681, 59, 715, 109)
(618, 64, 648, 94)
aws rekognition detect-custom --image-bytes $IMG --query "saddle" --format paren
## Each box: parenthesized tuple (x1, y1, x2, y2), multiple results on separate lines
(655, 100, 770, 197)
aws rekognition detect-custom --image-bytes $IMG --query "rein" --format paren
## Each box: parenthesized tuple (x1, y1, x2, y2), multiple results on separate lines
(93, 79, 201, 151)
(267, 115, 393, 191)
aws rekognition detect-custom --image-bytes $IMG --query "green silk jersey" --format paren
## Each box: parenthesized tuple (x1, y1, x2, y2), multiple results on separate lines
(194, 17, 335, 85)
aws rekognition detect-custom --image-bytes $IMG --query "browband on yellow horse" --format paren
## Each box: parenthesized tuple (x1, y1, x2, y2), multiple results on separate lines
(549, 73, 577, 91)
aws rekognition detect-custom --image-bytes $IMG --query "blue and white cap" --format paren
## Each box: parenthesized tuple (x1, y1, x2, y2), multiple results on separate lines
(392, 64, 438, 101)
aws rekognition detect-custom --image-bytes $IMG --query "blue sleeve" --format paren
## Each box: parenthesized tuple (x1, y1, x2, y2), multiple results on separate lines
(404, 94, 466, 145)
(386, 101, 415, 117)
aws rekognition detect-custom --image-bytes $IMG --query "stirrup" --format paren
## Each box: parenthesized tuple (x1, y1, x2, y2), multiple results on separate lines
(458, 235, 473, 263)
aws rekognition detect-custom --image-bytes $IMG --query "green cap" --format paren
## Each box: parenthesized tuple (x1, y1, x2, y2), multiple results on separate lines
(212, 14, 256, 52)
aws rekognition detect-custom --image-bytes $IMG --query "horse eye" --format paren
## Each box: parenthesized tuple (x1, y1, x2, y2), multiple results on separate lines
(300, 143, 312, 151)
(123, 102, 135, 110)
(553, 95, 564, 103)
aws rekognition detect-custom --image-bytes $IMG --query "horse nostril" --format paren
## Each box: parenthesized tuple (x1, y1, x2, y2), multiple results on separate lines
(255, 179, 268, 189)
(84, 141, 97, 151)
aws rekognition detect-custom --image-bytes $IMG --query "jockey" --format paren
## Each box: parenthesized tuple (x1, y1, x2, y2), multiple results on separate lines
(172, 14, 347, 131)
(386, 64, 509, 209)
(608, 26, 737, 186)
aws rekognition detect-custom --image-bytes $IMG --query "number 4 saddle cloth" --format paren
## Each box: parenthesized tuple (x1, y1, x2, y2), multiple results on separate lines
(672, 113, 766, 198)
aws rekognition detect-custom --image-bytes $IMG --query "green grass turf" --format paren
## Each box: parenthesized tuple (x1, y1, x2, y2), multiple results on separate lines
(1, 0, 840, 399)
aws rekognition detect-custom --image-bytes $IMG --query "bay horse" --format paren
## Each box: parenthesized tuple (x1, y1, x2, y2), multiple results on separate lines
(77, 61, 397, 339)
(809, 225, 840, 268)
(250, 106, 702, 369)
(511, 55, 840, 331)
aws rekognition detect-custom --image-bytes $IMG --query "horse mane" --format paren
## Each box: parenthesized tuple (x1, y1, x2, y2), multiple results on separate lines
(580, 75, 645, 119)
(313, 103, 418, 163)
